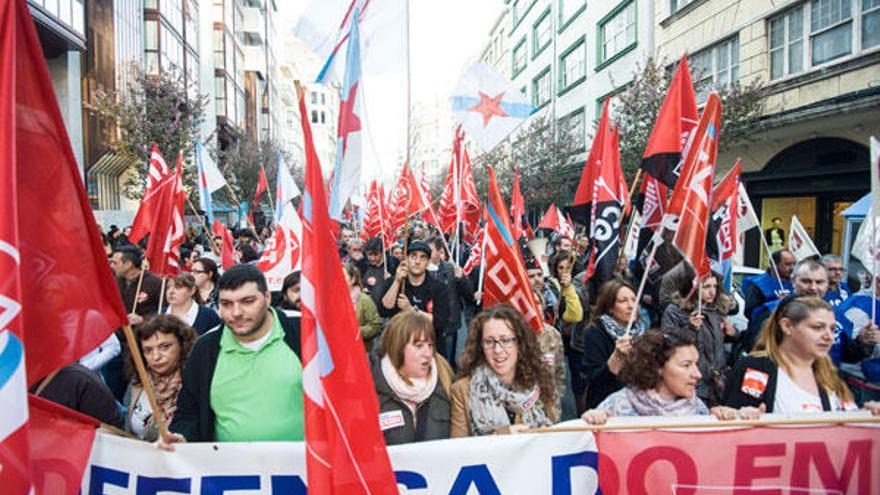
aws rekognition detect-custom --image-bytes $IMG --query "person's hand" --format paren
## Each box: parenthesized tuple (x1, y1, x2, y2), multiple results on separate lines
(155, 432, 186, 452)
(127, 313, 144, 326)
(864, 401, 880, 416)
(580, 409, 611, 425)
(453, 265, 464, 279)
(607, 335, 632, 375)
(613, 335, 633, 356)
(722, 320, 737, 337)
(509, 424, 530, 434)
(474, 291, 482, 303)
(858, 323, 880, 345)
(395, 263, 408, 282)
(776, 290, 790, 299)
(737, 404, 766, 420)
(709, 406, 738, 420)
(642, 295, 654, 305)
(397, 295, 412, 311)
(559, 271, 572, 289)
(688, 311, 705, 329)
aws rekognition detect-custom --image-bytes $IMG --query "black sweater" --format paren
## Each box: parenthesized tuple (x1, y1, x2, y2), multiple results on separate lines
(581, 322, 624, 410)
(723, 355, 831, 412)
(170, 309, 302, 442)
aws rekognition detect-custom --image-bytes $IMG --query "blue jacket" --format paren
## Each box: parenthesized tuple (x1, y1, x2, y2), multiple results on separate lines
(742, 272, 792, 320)
(824, 282, 850, 308)
(834, 293, 880, 382)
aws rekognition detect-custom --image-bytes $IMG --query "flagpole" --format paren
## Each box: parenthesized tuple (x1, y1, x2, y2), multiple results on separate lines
(401, 217, 411, 297)
(873, 214, 877, 324)
(759, 230, 787, 293)
(130, 268, 146, 315)
(185, 195, 215, 245)
(476, 227, 489, 304)
(261, 164, 275, 213)
(157, 277, 167, 314)
(625, 222, 666, 334)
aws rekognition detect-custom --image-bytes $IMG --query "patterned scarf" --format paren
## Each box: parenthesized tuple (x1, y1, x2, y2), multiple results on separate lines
(600, 314, 646, 340)
(467, 365, 552, 435)
(625, 388, 704, 417)
(148, 368, 182, 428)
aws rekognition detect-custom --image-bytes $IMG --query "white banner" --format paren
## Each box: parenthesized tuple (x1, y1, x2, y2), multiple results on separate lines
(82, 425, 599, 494)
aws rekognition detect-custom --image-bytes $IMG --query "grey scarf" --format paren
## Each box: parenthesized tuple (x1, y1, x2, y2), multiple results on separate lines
(467, 365, 552, 435)
(600, 314, 646, 340)
(626, 388, 706, 416)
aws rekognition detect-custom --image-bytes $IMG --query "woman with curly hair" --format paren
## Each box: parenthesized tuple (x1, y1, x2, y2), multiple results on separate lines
(451, 305, 557, 437)
(124, 315, 198, 441)
(662, 272, 737, 405)
(581, 329, 763, 424)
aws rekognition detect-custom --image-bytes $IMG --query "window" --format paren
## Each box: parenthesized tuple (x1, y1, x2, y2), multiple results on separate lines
(145, 19, 160, 75)
(559, 38, 586, 91)
(769, 5, 805, 79)
(599, 1, 637, 65)
(321, 111, 326, 124)
(512, 0, 521, 25)
(311, 92, 318, 105)
(533, 9, 552, 57)
(311, 110, 318, 123)
(670, 0, 695, 14)
(215, 76, 226, 117)
(512, 37, 527, 77)
(532, 68, 551, 107)
(810, 0, 852, 64)
(691, 37, 738, 102)
(559, 0, 584, 27)
(559, 109, 585, 150)
(865, 0, 880, 48)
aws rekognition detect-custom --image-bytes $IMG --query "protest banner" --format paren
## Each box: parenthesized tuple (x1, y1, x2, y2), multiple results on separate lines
(81, 427, 598, 494)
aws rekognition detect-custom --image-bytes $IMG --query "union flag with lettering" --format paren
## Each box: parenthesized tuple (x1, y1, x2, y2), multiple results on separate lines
(483, 166, 543, 334)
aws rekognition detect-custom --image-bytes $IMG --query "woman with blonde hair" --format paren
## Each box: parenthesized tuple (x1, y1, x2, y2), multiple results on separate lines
(373, 312, 453, 445)
(724, 295, 856, 413)
(451, 305, 556, 437)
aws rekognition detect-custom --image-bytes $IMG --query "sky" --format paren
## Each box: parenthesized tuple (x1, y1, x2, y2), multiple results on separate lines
(282, 0, 504, 182)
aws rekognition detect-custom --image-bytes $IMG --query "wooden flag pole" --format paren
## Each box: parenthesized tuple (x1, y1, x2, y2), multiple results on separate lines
(185, 196, 215, 245)
(129, 268, 146, 315)
(401, 218, 411, 297)
(157, 277, 167, 314)
(120, 324, 172, 441)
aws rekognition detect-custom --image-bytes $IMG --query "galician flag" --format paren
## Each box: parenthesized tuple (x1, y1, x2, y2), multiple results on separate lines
(196, 141, 227, 224)
(451, 62, 535, 151)
(328, 8, 363, 221)
(852, 136, 880, 271)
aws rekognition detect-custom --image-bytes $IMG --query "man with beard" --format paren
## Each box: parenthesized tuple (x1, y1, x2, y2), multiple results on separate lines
(166, 265, 304, 445)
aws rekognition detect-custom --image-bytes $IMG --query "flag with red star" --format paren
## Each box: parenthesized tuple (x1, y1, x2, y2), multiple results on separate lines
(451, 62, 535, 151)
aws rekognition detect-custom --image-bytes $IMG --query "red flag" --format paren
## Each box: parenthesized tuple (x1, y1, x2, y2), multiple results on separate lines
(580, 107, 628, 283)
(388, 162, 427, 234)
(484, 166, 544, 333)
(437, 157, 457, 233)
(418, 164, 441, 229)
(671, 93, 723, 282)
(144, 154, 185, 277)
(463, 226, 486, 275)
(459, 148, 482, 244)
(212, 219, 236, 270)
(706, 159, 741, 275)
(537, 204, 574, 239)
(129, 144, 172, 244)
(641, 53, 699, 188)
(28, 395, 98, 495)
(361, 180, 384, 241)
(569, 98, 612, 227)
(255, 166, 269, 208)
(297, 87, 397, 493)
(635, 174, 669, 255)
(2, 0, 128, 490)
(510, 166, 525, 240)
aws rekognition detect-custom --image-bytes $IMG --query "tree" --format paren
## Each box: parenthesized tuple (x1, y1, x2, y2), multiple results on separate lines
(613, 57, 766, 181)
(471, 114, 583, 208)
(209, 134, 301, 216)
(89, 65, 208, 199)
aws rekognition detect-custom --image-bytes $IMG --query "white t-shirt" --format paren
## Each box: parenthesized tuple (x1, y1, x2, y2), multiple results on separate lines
(774, 368, 855, 413)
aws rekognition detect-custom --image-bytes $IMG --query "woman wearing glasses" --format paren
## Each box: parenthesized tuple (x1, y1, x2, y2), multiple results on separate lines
(581, 328, 763, 424)
(191, 258, 220, 310)
(451, 305, 556, 437)
(724, 295, 861, 413)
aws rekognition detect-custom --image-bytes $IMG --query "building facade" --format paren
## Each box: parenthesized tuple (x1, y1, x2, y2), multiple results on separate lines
(506, 0, 654, 155)
(654, 0, 880, 263)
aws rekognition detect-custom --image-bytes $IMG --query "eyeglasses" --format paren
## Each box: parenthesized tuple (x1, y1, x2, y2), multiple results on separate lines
(481, 336, 517, 350)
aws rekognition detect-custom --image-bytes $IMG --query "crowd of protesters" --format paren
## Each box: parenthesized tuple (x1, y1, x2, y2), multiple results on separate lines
(40, 219, 880, 449)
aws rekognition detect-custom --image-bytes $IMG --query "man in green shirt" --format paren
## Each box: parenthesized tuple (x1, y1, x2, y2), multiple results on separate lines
(166, 265, 304, 446)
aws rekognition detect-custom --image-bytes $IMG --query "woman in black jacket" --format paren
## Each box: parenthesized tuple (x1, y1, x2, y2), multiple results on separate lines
(724, 295, 863, 413)
(373, 312, 453, 445)
(582, 279, 647, 411)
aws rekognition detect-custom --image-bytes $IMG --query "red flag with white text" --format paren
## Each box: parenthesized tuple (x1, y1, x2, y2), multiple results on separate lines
(144, 155, 185, 277)
(484, 166, 544, 334)
(28, 395, 98, 495)
(297, 86, 397, 494)
(670, 93, 723, 283)
(212, 220, 236, 270)
(510, 167, 526, 240)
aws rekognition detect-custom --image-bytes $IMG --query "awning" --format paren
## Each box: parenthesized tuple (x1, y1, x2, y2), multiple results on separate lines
(841, 193, 871, 218)
(88, 151, 135, 178)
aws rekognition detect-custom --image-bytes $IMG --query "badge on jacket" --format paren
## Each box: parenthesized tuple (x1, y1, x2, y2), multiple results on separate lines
(379, 410, 405, 431)
(741, 368, 769, 398)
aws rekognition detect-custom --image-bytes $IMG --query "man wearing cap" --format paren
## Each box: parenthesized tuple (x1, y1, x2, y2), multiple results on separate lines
(379, 240, 452, 359)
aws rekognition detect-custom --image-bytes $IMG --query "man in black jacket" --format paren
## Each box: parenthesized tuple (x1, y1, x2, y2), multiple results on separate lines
(164, 265, 302, 447)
